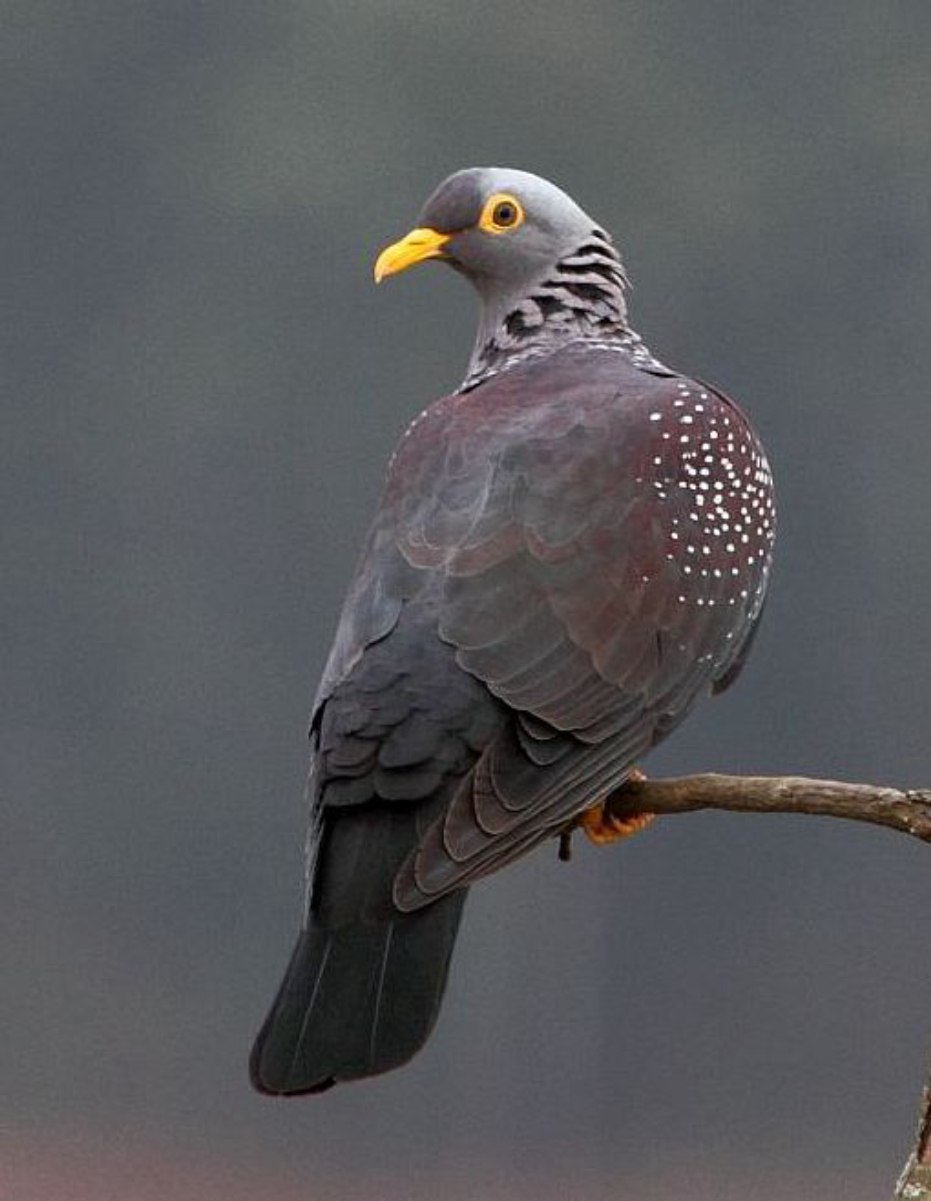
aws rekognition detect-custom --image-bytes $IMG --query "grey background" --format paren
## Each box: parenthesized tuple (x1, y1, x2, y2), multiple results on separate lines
(4, 3, 931, 1198)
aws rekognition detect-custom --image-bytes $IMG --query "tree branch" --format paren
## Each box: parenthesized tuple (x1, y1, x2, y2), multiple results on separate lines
(580, 771, 931, 1197)
(895, 1063, 931, 1200)
(602, 772, 931, 843)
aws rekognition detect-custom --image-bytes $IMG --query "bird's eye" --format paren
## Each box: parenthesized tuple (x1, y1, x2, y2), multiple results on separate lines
(479, 192, 525, 234)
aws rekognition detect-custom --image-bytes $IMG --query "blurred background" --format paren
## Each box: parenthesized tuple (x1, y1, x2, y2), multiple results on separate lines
(3, 2, 931, 1198)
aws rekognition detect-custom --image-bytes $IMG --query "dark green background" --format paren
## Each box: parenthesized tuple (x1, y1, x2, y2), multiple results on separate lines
(4, 3, 931, 1197)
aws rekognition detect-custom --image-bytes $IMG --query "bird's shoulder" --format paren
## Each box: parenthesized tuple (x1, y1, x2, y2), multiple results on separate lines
(385, 344, 758, 497)
(379, 344, 768, 563)
(392, 344, 662, 450)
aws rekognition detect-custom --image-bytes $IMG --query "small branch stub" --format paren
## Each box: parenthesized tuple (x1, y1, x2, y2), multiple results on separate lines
(895, 1156, 931, 1200)
(895, 1067, 931, 1200)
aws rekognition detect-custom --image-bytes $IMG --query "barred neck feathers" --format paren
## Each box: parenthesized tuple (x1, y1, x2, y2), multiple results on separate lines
(461, 231, 643, 391)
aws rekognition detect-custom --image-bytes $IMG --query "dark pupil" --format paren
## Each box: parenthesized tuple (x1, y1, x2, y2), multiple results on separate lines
(494, 202, 516, 226)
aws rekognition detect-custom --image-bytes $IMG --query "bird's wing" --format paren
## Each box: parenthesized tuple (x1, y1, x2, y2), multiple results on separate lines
(379, 345, 774, 906)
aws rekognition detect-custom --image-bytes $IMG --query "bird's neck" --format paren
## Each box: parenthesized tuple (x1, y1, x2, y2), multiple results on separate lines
(460, 233, 654, 391)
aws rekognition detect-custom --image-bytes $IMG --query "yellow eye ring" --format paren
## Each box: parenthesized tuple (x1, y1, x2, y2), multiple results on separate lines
(478, 192, 525, 235)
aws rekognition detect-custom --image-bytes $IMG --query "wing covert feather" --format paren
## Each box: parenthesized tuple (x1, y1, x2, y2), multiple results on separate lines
(313, 345, 774, 906)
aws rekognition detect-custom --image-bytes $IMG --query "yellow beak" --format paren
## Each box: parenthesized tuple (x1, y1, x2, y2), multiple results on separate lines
(373, 227, 451, 283)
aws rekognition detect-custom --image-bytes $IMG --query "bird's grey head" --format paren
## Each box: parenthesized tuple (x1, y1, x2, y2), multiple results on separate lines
(375, 168, 633, 389)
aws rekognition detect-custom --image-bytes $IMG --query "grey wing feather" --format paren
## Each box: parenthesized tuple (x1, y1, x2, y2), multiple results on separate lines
(378, 347, 773, 906)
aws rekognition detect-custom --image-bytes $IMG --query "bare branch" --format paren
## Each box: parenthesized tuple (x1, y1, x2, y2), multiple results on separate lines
(582, 769, 931, 1200)
(603, 772, 931, 843)
(894, 1065, 931, 1200)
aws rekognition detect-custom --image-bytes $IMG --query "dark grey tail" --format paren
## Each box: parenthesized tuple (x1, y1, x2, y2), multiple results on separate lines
(250, 805, 466, 1095)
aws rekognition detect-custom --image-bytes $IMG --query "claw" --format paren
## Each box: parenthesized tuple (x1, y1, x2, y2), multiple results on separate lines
(580, 768, 655, 846)
(578, 804, 655, 846)
(558, 769, 654, 859)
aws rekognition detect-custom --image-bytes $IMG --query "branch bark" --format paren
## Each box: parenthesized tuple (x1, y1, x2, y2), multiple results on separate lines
(603, 771, 931, 843)
(895, 1064, 931, 1200)
(589, 770, 931, 1199)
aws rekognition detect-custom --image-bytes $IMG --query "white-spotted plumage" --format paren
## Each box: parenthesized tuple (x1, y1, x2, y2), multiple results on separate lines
(252, 167, 776, 1098)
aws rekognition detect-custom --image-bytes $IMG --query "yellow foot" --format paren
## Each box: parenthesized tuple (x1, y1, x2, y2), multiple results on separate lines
(579, 804, 655, 846)
(578, 770, 654, 847)
(557, 772, 654, 860)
